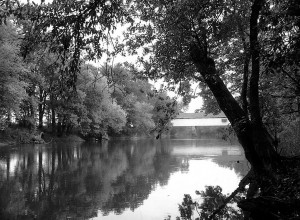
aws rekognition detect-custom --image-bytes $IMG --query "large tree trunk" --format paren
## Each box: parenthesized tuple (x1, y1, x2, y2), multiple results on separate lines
(189, 50, 263, 174)
(248, 0, 281, 173)
(238, 24, 250, 116)
(189, 51, 279, 176)
(189, 0, 280, 177)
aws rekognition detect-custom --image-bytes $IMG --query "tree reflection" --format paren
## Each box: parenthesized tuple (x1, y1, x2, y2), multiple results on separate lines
(100, 139, 181, 214)
(0, 140, 184, 219)
(0, 140, 246, 219)
(179, 186, 244, 220)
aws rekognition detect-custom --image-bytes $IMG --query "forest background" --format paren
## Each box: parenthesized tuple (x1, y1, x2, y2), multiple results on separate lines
(0, 3, 184, 143)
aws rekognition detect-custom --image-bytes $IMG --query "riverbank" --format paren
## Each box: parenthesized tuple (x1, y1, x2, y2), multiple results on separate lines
(0, 141, 15, 147)
(0, 130, 17, 147)
(0, 128, 85, 147)
(0, 127, 158, 147)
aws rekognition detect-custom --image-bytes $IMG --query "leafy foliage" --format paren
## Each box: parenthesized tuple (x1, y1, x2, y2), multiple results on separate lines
(126, 0, 252, 113)
(152, 93, 179, 138)
(5, 0, 129, 88)
(0, 22, 27, 116)
(179, 186, 243, 220)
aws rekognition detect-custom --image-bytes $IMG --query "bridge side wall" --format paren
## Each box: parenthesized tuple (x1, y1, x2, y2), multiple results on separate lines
(170, 126, 228, 139)
(171, 118, 229, 127)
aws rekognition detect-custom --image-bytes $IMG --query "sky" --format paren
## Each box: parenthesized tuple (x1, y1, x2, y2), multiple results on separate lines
(185, 96, 203, 113)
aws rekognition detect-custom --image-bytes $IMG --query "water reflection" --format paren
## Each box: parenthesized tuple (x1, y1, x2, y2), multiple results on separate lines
(0, 139, 248, 220)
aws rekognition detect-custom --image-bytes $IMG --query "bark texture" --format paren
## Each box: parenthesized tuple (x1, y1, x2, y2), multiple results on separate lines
(189, 0, 281, 176)
(189, 44, 279, 176)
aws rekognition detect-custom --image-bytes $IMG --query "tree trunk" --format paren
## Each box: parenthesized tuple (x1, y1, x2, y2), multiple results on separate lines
(57, 120, 62, 137)
(50, 94, 56, 134)
(38, 87, 47, 129)
(249, 0, 263, 127)
(51, 107, 56, 134)
(38, 105, 43, 128)
(38, 89, 44, 129)
(190, 45, 278, 176)
(248, 0, 280, 173)
(189, 0, 281, 177)
(238, 27, 250, 116)
(6, 109, 11, 124)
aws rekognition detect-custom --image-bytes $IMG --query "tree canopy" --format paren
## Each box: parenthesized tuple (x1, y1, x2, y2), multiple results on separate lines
(124, 0, 300, 173)
(0, 21, 27, 117)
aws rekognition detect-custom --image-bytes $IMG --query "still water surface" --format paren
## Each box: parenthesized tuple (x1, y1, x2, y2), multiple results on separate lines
(0, 139, 248, 220)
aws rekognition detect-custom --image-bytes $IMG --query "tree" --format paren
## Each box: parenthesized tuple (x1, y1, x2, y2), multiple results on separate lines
(152, 92, 179, 138)
(0, 21, 27, 125)
(1, 1, 183, 139)
(100, 63, 157, 135)
(258, 0, 300, 155)
(78, 64, 127, 138)
(2, 0, 130, 90)
(179, 186, 243, 220)
(0, 1, 130, 134)
(124, 0, 300, 177)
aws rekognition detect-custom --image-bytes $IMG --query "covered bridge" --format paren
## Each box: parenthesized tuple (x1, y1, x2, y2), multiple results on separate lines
(170, 112, 230, 138)
(171, 112, 229, 127)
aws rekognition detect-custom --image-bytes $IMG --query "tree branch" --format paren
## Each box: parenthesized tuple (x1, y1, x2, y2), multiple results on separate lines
(282, 68, 300, 87)
(208, 169, 254, 219)
(249, 0, 264, 126)
(238, 23, 250, 117)
(269, 94, 297, 99)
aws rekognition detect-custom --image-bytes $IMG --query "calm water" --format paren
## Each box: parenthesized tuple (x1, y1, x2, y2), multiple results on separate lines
(0, 139, 248, 220)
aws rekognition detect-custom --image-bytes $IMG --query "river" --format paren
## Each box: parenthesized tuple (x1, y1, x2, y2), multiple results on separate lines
(0, 138, 248, 220)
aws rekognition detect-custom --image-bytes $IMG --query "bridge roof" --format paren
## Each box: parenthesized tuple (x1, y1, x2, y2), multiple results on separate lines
(176, 112, 226, 119)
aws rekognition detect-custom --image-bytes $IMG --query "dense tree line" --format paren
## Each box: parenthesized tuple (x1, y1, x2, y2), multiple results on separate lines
(0, 19, 179, 139)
